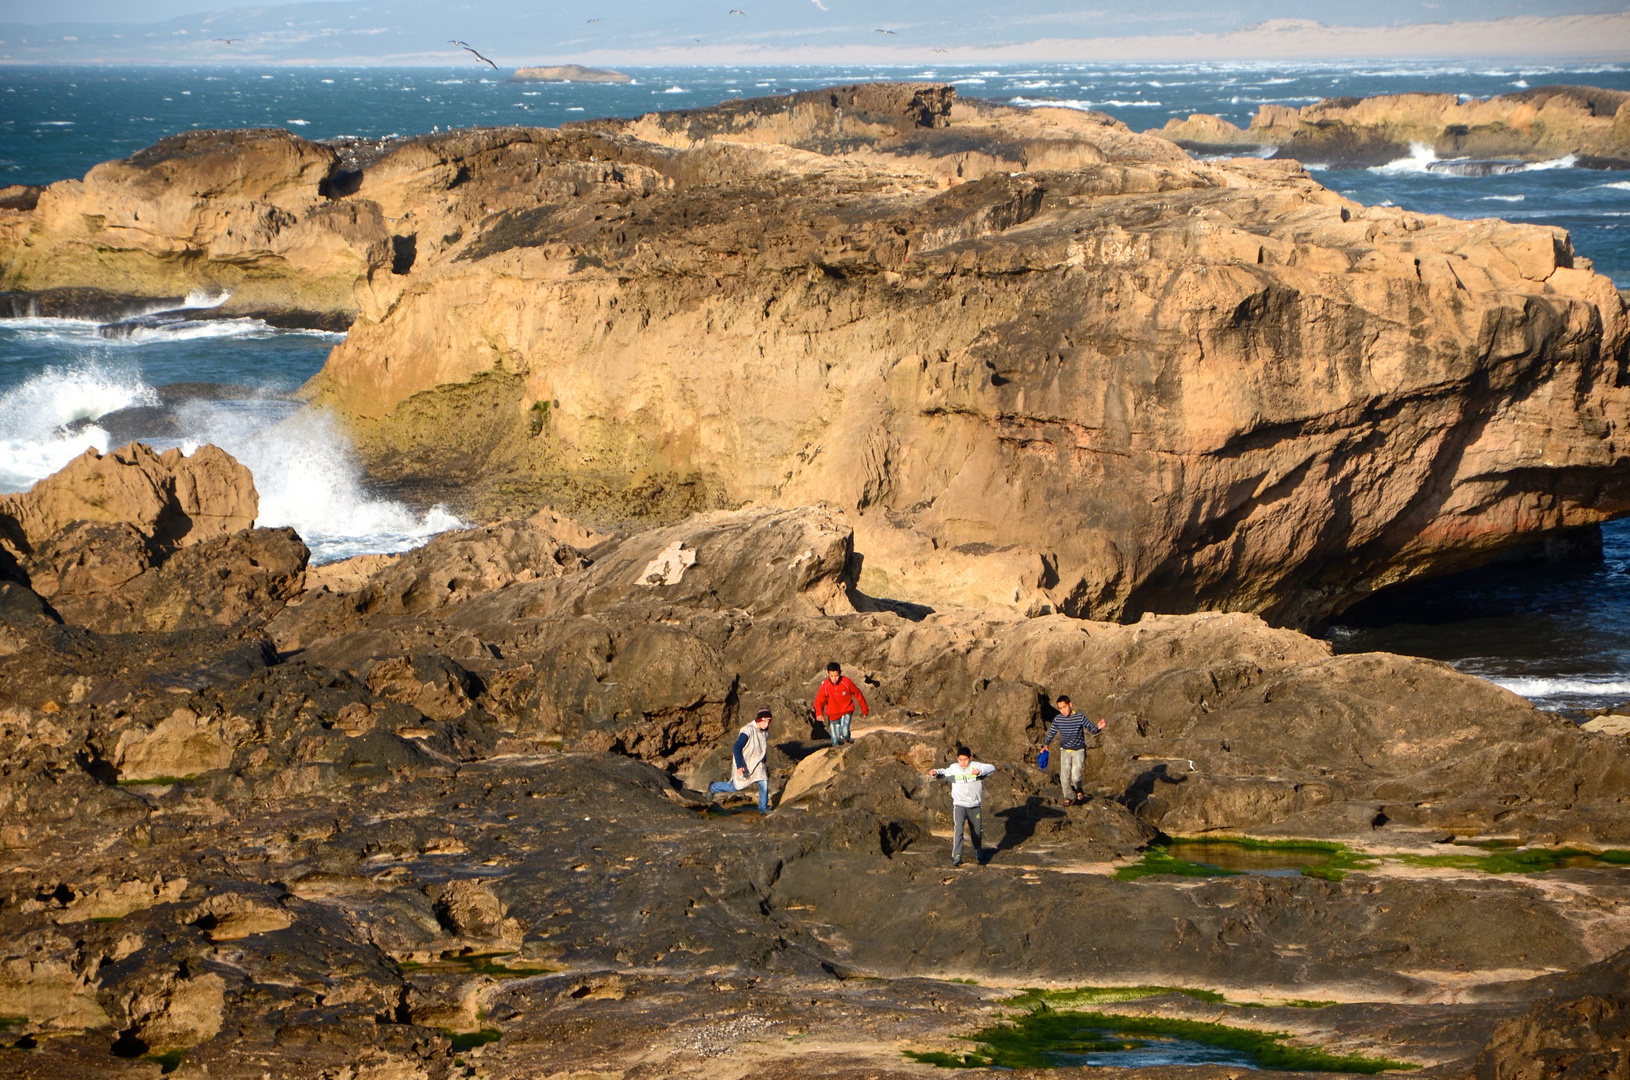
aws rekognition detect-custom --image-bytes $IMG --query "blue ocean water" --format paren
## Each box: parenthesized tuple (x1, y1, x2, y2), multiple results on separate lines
(1, 61, 1629, 707)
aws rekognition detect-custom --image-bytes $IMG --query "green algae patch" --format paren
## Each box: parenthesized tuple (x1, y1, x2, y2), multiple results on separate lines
(143, 1049, 186, 1073)
(1396, 844, 1630, 875)
(1116, 843, 1242, 880)
(117, 776, 193, 787)
(1117, 836, 1379, 882)
(1120, 835, 1630, 881)
(904, 1003, 1415, 1072)
(442, 1028, 501, 1051)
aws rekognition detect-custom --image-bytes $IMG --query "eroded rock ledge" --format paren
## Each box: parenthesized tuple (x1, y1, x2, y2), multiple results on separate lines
(3, 85, 1629, 628)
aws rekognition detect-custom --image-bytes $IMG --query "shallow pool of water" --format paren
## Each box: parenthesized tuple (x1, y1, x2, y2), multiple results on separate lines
(1054, 1030, 1257, 1068)
(1164, 842, 1335, 876)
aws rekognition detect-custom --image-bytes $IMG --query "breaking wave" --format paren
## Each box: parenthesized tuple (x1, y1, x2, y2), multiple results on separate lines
(1371, 143, 1579, 175)
(0, 355, 460, 563)
(0, 364, 152, 490)
(1478, 675, 1630, 708)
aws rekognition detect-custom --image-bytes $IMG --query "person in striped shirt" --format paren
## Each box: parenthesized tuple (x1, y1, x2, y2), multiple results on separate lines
(1039, 695, 1106, 807)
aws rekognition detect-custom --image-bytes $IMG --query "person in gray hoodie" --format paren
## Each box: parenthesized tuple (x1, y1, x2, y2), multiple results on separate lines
(709, 708, 774, 815)
(927, 746, 996, 867)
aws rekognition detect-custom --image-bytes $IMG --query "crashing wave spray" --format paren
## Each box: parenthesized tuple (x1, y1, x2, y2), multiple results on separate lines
(0, 364, 155, 491)
(175, 400, 464, 563)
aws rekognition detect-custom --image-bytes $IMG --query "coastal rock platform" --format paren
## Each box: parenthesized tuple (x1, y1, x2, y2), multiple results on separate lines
(0, 444, 1628, 1077)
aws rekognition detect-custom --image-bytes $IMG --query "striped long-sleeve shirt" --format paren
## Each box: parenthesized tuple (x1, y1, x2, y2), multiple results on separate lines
(1042, 712, 1099, 751)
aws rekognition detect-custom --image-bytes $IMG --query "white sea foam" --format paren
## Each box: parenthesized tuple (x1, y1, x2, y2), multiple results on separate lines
(0, 360, 460, 562)
(1481, 194, 1526, 202)
(0, 364, 154, 491)
(1369, 142, 1439, 174)
(1525, 154, 1578, 171)
(661, 86, 688, 94)
(182, 288, 231, 309)
(1482, 675, 1630, 702)
(178, 404, 464, 563)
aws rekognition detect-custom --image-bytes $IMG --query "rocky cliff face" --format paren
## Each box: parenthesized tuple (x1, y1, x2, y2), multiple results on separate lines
(1156, 84, 1630, 168)
(311, 84, 1630, 626)
(1, 445, 1628, 1077)
(4, 85, 1629, 628)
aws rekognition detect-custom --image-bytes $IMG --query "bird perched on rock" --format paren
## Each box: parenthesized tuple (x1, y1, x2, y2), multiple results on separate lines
(449, 39, 498, 69)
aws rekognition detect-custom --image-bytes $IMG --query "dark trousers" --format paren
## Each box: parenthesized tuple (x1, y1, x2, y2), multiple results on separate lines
(951, 804, 982, 864)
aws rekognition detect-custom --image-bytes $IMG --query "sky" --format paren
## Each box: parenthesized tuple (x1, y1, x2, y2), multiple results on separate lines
(0, 0, 1626, 63)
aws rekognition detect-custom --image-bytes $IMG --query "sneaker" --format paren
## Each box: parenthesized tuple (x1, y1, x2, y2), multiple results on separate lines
(950, 859, 962, 868)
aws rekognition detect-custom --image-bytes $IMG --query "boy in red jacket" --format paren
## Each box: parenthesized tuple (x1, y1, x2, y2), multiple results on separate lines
(814, 661, 869, 747)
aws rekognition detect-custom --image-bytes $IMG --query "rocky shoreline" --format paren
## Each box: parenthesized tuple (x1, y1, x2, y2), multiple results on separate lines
(3, 82, 1630, 1077)
(4, 84, 1626, 627)
(0, 442, 1626, 1077)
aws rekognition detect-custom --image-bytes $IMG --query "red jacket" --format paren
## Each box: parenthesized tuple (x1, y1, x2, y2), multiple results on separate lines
(814, 675, 869, 719)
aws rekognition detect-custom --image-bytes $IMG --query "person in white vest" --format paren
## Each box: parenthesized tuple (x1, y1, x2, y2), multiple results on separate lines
(927, 745, 996, 867)
(708, 708, 774, 815)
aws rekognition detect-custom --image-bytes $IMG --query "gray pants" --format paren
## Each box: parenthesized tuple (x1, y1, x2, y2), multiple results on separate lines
(1059, 748, 1085, 799)
(951, 804, 983, 865)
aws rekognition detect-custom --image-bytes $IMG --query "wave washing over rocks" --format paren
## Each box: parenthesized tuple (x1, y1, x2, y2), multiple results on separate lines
(0, 314, 463, 562)
(2, 83, 1630, 1077)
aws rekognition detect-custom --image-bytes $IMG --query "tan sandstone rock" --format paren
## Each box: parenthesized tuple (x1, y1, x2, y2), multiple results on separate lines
(0, 442, 256, 557)
(0, 128, 389, 324)
(6, 86, 1630, 627)
(1154, 85, 1630, 168)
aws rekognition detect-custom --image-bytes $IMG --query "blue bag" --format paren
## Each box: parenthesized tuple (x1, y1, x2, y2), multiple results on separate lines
(1036, 748, 1049, 771)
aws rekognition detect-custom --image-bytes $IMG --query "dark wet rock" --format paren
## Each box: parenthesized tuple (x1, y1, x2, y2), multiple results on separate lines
(3, 453, 1630, 1076)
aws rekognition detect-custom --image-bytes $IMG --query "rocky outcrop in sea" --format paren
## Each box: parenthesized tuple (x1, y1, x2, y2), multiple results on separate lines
(3, 84, 1623, 626)
(1156, 84, 1630, 168)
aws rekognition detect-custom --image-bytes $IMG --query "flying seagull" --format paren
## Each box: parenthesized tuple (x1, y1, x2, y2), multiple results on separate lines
(728, 9, 745, 15)
(449, 40, 499, 69)
(931, 47, 947, 53)
(874, 27, 897, 34)
(587, 18, 600, 23)
(212, 38, 242, 44)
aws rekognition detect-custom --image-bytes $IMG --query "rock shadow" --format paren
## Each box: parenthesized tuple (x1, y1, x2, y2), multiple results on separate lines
(1120, 762, 1188, 815)
(993, 795, 1065, 854)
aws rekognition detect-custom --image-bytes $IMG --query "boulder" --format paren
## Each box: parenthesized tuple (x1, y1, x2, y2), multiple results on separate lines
(0, 442, 256, 558)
